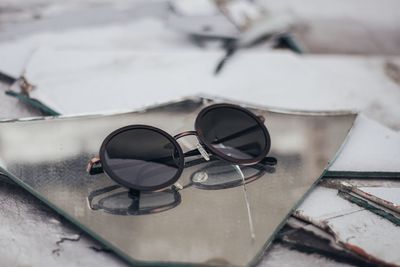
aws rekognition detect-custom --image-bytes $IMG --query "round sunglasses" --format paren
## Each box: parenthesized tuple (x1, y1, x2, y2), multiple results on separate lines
(87, 103, 276, 192)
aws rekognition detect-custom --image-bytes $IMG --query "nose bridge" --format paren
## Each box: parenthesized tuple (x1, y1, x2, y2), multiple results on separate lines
(173, 130, 198, 140)
(173, 130, 210, 162)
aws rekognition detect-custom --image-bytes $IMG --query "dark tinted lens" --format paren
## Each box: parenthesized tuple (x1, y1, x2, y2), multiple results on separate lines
(103, 128, 181, 190)
(198, 107, 268, 161)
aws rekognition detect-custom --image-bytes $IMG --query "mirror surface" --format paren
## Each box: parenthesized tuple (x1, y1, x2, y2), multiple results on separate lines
(0, 98, 356, 266)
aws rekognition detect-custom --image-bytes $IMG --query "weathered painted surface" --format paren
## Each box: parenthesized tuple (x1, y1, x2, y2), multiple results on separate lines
(295, 186, 400, 266)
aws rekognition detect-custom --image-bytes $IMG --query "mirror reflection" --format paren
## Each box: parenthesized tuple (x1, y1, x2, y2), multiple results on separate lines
(88, 160, 276, 216)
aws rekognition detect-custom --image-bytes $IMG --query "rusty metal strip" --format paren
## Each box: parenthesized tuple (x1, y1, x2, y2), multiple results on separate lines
(351, 187, 399, 214)
(339, 182, 400, 214)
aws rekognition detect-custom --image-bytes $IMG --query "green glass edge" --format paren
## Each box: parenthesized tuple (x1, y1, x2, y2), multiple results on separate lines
(5, 90, 61, 116)
(324, 170, 400, 179)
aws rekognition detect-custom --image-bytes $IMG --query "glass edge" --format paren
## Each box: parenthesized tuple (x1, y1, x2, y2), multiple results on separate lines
(199, 95, 359, 116)
(0, 96, 205, 123)
(0, 95, 359, 124)
(248, 169, 328, 267)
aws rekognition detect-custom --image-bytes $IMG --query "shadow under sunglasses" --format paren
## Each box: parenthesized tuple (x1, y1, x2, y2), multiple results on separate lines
(87, 161, 276, 216)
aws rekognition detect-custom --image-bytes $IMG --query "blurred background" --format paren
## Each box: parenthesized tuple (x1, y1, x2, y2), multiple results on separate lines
(0, 1, 400, 267)
(1, 0, 400, 129)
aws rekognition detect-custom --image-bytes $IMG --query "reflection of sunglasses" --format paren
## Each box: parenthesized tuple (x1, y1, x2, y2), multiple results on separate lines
(87, 103, 277, 193)
(88, 161, 276, 216)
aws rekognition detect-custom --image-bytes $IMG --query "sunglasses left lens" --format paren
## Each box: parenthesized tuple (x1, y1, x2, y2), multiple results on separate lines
(101, 127, 182, 191)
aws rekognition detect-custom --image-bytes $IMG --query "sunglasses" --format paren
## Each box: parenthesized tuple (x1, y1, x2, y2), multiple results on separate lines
(87, 103, 277, 193)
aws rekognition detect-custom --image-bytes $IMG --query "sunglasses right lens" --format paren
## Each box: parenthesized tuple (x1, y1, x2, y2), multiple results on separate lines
(196, 106, 270, 163)
(101, 127, 182, 191)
